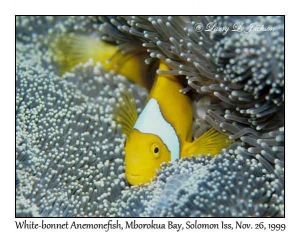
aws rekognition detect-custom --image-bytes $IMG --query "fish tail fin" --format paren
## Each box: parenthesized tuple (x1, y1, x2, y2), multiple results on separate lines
(51, 34, 154, 89)
(113, 92, 138, 137)
(50, 34, 118, 75)
(182, 128, 233, 157)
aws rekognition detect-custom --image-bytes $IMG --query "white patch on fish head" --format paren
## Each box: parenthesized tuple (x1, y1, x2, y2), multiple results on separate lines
(134, 98, 180, 161)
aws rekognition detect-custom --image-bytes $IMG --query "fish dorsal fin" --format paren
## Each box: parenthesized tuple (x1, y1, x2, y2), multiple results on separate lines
(114, 93, 138, 137)
(183, 128, 233, 157)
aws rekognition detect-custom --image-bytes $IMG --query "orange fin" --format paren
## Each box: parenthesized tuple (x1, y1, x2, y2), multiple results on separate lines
(182, 128, 233, 157)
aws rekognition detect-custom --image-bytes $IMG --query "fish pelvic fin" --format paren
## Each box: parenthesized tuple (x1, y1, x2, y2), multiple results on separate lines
(182, 128, 233, 158)
(113, 92, 138, 137)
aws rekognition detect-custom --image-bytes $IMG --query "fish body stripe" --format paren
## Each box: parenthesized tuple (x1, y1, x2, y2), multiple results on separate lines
(133, 98, 180, 161)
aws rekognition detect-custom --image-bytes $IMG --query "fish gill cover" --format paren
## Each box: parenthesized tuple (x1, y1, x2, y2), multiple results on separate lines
(16, 16, 284, 217)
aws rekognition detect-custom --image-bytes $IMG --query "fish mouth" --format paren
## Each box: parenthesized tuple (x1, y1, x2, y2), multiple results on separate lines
(126, 173, 140, 178)
(125, 171, 155, 186)
(126, 172, 144, 185)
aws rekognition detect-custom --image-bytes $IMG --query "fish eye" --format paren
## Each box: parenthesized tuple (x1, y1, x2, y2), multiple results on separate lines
(151, 143, 160, 158)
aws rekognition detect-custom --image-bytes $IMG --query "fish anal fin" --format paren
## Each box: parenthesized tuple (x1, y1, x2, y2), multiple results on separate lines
(113, 93, 138, 137)
(182, 128, 233, 158)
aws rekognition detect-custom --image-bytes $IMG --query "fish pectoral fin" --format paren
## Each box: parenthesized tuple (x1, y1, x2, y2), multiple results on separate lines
(182, 128, 233, 157)
(113, 92, 138, 137)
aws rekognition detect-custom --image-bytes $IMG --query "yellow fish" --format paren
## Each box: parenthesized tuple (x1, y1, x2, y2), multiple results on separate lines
(116, 63, 232, 185)
(52, 34, 232, 186)
(51, 34, 156, 89)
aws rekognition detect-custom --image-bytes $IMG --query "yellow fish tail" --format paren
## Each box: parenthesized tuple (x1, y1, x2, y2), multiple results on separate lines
(182, 128, 233, 157)
(51, 34, 153, 89)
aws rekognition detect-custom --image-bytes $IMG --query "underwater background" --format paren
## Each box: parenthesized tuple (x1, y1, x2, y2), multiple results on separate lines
(16, 16, 284, 217)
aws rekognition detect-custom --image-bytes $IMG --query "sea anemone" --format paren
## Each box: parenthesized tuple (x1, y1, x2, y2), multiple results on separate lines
(16, 15, 284, 217)
(110, 151, 283, 217)
(16, 22, 147, 216)
(97, 15, 284, 191)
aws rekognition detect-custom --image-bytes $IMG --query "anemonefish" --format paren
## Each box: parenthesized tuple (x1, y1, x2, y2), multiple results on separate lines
(52, 34, 233, 186)
(116, 63, 232, 185)
(51, 34, 155, 89)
